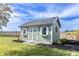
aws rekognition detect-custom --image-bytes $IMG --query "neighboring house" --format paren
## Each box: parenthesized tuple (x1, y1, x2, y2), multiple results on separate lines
(19, 17, 61, 44)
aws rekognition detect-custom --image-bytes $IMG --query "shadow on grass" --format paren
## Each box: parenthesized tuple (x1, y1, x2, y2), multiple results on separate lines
(35, 39, 79, 51)
(6, 39, 79, 56)
(4, 45, 71, 56)
(13, 40, 24, 43)
(36, 43, 79, 51)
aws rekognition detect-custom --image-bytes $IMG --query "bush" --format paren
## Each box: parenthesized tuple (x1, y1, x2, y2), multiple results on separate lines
(60, 38, 68, 44)
(75, 30, 79, 41)
(53, 38, 68, 45)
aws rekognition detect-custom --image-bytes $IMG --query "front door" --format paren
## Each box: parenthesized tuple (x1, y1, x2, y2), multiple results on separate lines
(28, 27, 38, 42)
(32, 27, 38, 42)
(28, 28, 32, 40)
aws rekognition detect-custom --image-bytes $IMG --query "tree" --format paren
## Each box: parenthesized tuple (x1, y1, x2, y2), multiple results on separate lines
(0, 3, 12, 31)
(64, 30, 70, 32)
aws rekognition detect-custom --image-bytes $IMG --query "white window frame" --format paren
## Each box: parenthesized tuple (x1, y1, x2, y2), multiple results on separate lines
(40, 27, 48, 36)
(22, 28, 27, 35)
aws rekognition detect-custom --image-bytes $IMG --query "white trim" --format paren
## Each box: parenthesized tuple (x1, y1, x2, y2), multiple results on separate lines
(28, 28, 29, 40)
(51, 26, 53, 43)
(40, 27, 48, 36)
(32, 27, 38, 41)
(20, 28, 22, 40)
(28, 27, 38, 41)
(37, 27, 38, 41)
(28, 27, 33, 40)
(40, 27, 42, 35)
(46, 27, 48, 35)
(22, 28, 27, 35)
(32, 28, 33, 40)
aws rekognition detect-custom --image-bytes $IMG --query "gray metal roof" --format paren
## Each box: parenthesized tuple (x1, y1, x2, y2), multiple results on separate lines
(19, 17, 61, 27)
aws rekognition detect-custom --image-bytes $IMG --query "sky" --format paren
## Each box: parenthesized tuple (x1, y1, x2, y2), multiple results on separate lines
(2, 3, 79, 32)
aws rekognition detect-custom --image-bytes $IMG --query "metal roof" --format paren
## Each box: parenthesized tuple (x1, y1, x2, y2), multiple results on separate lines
(19, 17, 61, 27)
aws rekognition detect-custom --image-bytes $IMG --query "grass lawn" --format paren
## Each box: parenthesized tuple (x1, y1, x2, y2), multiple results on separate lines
(0, 36, 79, 56)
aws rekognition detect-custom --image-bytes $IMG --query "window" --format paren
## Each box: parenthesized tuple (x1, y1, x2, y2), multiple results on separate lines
(41, 27, 48, 35)
(33, 28, 37, 32)
(23, 29, 28, 37)
(29, 28, 32, 32)
(23, 29, 27, 35)
(55, 27, 58, 32)
(23, 29, 26, 34)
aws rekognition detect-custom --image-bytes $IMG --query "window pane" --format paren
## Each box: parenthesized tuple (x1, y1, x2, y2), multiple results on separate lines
(33, 28, 37, 32)
(31, 27, 37, 32)
(23, 29, 26, 34)
(29, 29, 32, 32)
(42, 27, 46, 35)
(55, 27, 58, 32)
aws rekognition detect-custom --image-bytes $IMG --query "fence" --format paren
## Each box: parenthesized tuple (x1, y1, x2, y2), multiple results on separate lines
(0, 31, 20, 37)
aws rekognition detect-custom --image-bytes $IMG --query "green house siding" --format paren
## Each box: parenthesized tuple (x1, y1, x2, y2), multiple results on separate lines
(20, 23, 60, 44)
(20, 21, 60, 44)
(20, 28, 28, 41)
(38, 26, 51, 43)
(52, 21, 60, 43)
(21, 25, 52, 43)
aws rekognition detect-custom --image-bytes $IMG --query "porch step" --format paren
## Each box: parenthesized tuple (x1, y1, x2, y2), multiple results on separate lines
(23, 40, 51, 44)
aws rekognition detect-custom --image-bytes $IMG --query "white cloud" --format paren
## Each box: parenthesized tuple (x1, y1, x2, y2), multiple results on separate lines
(59, 4, 79, 18)
(9, 12, 29, 23)
(2, 12, 29, 31)
(60, 18, 79, 31)
(2, 3, 79, 31)
(16, 4, 59, 19)
(26, 8, 58, 19)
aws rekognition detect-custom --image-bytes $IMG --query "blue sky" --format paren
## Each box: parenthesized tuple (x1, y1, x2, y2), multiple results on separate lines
(2, 3, 79, 31)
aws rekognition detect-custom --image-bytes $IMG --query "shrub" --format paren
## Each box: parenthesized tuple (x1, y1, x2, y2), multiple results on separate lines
(53, 38, 68, 45)
(75, 30, 79, 41)
(60, 38, 68, 44)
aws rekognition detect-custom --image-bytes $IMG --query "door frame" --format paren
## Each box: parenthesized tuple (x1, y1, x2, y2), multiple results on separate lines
(32, 27, 38, 41)
(28, 27, 38, 41)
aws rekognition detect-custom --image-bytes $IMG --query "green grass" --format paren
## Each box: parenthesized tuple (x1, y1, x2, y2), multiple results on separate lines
(0, 36, 79, 56)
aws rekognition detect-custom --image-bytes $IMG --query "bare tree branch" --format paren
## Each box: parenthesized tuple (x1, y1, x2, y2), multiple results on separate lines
(0, 3, 12, 31)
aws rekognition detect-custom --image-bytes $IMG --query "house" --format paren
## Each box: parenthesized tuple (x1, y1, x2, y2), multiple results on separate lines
(19, 17, 61, 44)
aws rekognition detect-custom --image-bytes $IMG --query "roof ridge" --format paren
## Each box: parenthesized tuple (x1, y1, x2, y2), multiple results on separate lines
(27, 16, 59, 21)
(19, 17, 60, 27)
